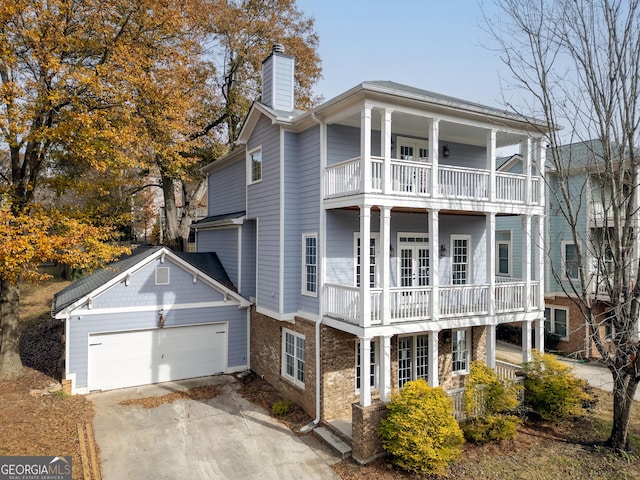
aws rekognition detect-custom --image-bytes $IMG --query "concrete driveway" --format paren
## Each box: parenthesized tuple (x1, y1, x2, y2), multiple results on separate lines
(90, 375, 341, 479)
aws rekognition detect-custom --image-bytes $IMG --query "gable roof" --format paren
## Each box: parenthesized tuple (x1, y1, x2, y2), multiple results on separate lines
(52, 246, 248, 317)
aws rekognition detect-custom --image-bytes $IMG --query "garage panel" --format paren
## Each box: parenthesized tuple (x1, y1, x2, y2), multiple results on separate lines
(88, 323, 227, 391)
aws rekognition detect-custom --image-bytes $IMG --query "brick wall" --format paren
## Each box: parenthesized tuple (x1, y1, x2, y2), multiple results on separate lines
(250, 307, 316, 417)
(351, 400, 388, 464)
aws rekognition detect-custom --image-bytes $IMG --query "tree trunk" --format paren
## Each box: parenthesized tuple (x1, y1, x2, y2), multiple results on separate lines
(161, 175, 184, 251)
(0, 279, 23, 380)
(607, 370, 638, 452)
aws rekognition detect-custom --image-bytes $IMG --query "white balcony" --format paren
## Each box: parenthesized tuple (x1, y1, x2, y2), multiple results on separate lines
(324, 156, 541, 206)
(324, 281, 541, 327)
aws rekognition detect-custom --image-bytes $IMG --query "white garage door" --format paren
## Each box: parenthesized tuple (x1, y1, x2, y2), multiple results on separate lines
(88, 323, 227, 391)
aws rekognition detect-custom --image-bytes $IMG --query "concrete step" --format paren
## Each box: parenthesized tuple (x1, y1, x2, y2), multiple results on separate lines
(314, 426, 352, 459)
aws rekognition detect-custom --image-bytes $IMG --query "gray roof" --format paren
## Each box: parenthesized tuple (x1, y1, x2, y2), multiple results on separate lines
(52, 246, 235, 316)
(192, 211, 246, 226)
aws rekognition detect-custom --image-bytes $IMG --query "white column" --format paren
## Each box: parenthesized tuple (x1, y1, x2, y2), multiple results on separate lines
(360, 206, 371, 327)
(430, 210, 440, 321)
(522, 319, 533, 363)
(486, 213, 496, 316)
(430, 118, 440, 198)
(428, 331, 439, 387)
(359, 337, 372, 406)
(361, 104, 372, 193)
(523, 215, 532, 312)
(536, 139, 546, 207)
(380, 335, 392, 402)
(381, 206, 391, 325)
(486, 324, 496, 369)
(522, 137, 532, 205)
(534, 317, 545, 354)
(382, 108, 392, 195)
(487, 129, 497, 203)
(536, 215, 545, 310)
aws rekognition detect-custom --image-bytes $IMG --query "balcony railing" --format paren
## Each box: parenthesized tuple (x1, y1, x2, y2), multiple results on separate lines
(324, 156, 542, 205)
(324, 281, 541, 327)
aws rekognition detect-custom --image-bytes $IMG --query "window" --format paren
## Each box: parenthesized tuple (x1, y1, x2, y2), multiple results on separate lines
(544, 306, 569, 340)
(356, 340, 377, 390)
(155, 267, 170, 285)
(302, 234, 317, 296)
(249, 147, 262, 183)
(452, 329, 469, 374)
(496, 241, 511, 277)
(605, 310, 615, 340)
(451, 235, 470, 285)
(282, 329, 305, 387)
(563, 242, 580, 280)
(355, 234, 379, 287)
(397, 335, 429, 388)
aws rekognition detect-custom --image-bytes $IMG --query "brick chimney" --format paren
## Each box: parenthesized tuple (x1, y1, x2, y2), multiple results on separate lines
(261, 44, 295, 112)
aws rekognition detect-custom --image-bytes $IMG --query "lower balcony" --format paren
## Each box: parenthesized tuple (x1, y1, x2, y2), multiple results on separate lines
(324, 280, 540, 327)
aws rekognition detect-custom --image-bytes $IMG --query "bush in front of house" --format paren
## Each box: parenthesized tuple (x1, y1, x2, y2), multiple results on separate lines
(461, 361, 522, 444)
(522, 350, 592, 421)
(379, 379, 464, 475)
(271, 399, 292, 416)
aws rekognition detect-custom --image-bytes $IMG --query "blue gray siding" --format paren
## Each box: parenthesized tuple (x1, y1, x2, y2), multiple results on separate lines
(197, 228, 240, 288)
(283, 130, 301, 313)
(207, 159, 246, 217)
(240, 220, 257, 298)
(262, 53, 294, 111)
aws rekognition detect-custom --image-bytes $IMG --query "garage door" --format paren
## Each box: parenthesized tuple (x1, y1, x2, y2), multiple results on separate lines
(88, 323, 227, 391)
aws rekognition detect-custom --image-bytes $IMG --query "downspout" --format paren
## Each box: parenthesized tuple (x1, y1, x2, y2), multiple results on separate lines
(307, 112, 325, 430)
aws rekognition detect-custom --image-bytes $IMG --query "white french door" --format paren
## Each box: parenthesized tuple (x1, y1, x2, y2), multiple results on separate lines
(399, 235, 430, 287)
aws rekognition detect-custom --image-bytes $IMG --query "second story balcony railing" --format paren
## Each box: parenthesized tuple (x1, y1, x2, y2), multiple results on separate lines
(324, 156, 541, 206)
(324, 281, 541, 327)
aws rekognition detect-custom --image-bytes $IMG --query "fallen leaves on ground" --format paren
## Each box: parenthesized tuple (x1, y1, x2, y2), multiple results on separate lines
(118, 385, 221, 409)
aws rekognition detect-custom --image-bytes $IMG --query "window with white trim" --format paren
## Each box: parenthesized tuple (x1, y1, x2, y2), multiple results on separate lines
(451, 235, 470, 285)
(355, 340, 378, 390)
(496, 241, 511, 277)
(397, 334, 429, 388)
(355, 234, 380, 287)
(302, 234, 317, 296)
(249, 147, 262, 183)
(562, 241, 580, 280)
(452, 329, 469, 374)
(282, 329, 305, 387)
(544, 306, 568, 340)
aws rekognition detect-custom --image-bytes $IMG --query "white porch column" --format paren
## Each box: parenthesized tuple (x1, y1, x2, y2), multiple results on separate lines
(536, 139, 546, 207)
(486, 213, 496, 316)
(380, 335, 392, 402)
(536, 215, 545, 311)
(381, 206, 392, 325)
(534, 317, 545, 354)
(360, 206, 371, 327)
(430, 210, 440, 321)
(486, 324, 497, 369)
(428, 331, 439, 387)
(429, 118, 440, 198)
(359, 337, 372, 406)
(382, 108, 393, 195)
(522, 319, 533, 363)
(361, 104, 372, 193)
(522, 215, 532, 312)
(487, 129, 497, 203)
(522, 137, 532, 205)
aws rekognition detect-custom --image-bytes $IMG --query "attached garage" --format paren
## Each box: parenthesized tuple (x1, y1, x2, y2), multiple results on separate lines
(53, 246, 250, 394)
(88, 323, 227, 391)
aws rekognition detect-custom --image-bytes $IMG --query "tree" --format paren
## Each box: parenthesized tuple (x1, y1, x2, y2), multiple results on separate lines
(0, 0, 200, 378)
(143, 0, 321, 250)
(486, 0, 640, 452)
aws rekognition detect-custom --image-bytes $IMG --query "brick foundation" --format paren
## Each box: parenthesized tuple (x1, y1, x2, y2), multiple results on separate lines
(351, 400, 388, 464)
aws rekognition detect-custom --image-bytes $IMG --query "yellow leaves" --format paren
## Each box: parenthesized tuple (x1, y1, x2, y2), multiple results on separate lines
(0, 202, 129, 285)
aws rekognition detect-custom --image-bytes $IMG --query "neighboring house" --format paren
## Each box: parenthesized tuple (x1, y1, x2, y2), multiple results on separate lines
(52, 246, 250, 394)
(192, 44, 549, 462)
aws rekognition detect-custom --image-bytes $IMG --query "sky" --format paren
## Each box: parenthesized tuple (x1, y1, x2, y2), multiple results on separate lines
(294, 0, 511, 110)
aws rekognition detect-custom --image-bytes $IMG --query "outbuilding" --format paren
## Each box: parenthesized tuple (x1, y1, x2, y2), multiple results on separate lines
(53, 246, 250, 394)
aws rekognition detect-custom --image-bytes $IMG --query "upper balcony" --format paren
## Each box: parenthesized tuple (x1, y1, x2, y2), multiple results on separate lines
(324, 155, 542, 208)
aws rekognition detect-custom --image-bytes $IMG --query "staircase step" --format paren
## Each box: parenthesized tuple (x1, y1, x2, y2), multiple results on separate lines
(314, 426, 352, 459)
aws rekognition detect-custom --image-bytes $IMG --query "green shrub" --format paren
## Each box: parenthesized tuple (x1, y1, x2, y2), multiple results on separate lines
(462, 361, 522, 444)
(379, 379, 464, 475)
(522, 350, 592, 421)
(271, 399, 292, 416)
(462, 414, 521, 445)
